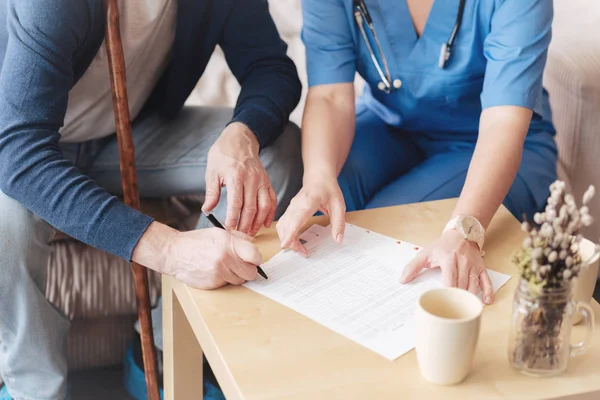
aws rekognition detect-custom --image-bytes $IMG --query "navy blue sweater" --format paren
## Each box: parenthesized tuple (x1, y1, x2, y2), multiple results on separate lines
(0, 0, 301, 260)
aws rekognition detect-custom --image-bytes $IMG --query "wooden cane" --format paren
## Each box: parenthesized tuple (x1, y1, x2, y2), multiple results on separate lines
(104, 0, 160, 398)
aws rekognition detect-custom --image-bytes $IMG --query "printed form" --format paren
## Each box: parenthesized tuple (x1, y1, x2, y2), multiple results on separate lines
(245, 223, 511, 360)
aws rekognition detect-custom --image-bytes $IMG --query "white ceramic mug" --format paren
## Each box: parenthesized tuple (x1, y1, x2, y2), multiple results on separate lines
(415, 287, 483, 385)
(572, 238, 600, 325)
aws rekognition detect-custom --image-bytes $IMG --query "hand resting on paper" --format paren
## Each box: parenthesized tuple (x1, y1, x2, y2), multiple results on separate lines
(400, 229, 494, 304)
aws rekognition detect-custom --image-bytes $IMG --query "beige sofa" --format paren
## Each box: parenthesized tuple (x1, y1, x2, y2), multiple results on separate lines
(10, 0, 598, 376)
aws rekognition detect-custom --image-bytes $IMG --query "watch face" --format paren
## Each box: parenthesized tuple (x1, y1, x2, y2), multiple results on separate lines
(459, 216, 482, 241)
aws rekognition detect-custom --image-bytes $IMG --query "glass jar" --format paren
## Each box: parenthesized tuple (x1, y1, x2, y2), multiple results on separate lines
(508, 280, 595, 377)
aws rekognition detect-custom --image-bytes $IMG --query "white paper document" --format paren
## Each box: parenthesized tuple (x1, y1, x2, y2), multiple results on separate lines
(245, 223, 511, 360)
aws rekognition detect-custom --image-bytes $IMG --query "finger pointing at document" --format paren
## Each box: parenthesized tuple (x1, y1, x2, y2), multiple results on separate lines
(276, 173, 346, 256)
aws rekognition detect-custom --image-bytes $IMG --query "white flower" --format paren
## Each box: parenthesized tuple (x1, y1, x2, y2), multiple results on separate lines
(567, 221, 579, 235)
(571, 243, 579, 253)
(521, 221, 531, 232)
(552, 218, 562, 230)
(563, 269, 573, 280)
(582, 214, 594, 226)
(559, 205, 568, 219)
(559, 250, 568, 260)
(541, 223, 554, 238)
(534, 213, 545, 224)
(566, 256, 573, 267)
(552, 233, 564, 248)
(580, 206, 589, 215)
(546, 209, 557, 221)
(561, 239, 570, 249)
(548, 251, 558, 263)
(565, 194, 576, 206)
(532, 247, 543, 260)
(541, 265, 551, 274)
(523, 237, 532, 248)
(583, 185, 595, 205)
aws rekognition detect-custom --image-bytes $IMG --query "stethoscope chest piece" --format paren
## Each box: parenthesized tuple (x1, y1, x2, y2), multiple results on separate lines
(377, 79, 402, 92)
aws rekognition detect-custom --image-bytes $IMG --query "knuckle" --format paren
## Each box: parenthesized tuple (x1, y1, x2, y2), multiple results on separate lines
(229, 198, 244, 209)
(243, 206, 258, 215)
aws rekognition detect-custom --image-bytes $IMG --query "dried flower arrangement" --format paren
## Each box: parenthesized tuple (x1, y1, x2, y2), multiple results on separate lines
(513, 181, 597, 292)
(510, 180, 598, 375)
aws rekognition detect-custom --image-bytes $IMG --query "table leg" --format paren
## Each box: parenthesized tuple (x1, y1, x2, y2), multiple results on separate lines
(163, 276, 204, 400)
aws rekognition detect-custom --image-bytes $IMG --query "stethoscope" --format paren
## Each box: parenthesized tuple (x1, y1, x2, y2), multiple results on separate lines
(353, 0, 466, 93)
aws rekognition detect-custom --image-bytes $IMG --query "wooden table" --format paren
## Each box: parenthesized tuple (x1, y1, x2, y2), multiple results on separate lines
(162, 199, 600, 400)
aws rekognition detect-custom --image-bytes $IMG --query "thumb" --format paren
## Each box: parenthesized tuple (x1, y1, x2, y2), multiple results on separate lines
(230, 234, 262, 266)
(230, 230, 256, 243)
(400, 250, 429, 284)
(328, 198, 346, 244)
(202, 172, 221, 212)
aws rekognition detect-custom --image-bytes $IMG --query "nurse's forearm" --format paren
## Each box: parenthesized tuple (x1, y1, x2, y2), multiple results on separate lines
(452, 106, 533, 229)
(301, 83, 356, 180)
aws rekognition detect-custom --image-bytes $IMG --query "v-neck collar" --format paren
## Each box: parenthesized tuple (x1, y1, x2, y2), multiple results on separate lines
(399, 0, 462, 65)
(404, 0, 437, 43)
(362, 0, 461, 70)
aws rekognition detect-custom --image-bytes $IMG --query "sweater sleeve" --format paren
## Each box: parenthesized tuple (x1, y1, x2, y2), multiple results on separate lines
(219, 0, 302, 149)
(0, 0, 153, 260)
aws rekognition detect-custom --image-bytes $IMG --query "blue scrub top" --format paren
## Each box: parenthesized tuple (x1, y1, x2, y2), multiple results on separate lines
(301, 0, 555, 138)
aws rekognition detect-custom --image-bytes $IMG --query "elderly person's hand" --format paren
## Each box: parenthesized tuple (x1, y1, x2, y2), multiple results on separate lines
(133, 222, 262, 289)
(202, 122, 278, 237)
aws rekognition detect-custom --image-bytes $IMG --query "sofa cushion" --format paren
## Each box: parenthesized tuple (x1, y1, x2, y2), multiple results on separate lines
(543, 0, 600, 240)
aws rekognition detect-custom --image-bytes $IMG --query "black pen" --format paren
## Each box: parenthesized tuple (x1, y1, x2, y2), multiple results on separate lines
(203, 210, 269, 280)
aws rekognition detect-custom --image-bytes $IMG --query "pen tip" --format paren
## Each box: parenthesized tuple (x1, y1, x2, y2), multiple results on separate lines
(257, 267, 269, 280)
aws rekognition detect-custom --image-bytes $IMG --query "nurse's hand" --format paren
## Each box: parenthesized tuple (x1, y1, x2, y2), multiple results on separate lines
(276, 174, 346, 256)
(399, 230, 494, 304)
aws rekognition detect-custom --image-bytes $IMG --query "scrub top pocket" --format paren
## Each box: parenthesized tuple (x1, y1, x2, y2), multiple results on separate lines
(444, 75, 485, 109)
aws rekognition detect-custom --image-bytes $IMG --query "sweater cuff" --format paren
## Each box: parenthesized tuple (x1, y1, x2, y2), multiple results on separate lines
(230, 98, 284, 149)
(92, 202, 154, 261)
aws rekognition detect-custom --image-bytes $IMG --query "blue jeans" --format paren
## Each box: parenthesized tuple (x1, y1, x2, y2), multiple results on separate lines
(338, 106, 558, 219)
(0, 107, 303, 400)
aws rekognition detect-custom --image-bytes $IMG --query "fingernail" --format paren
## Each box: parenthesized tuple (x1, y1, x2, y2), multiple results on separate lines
(336, 234, 343, 243)
(485, 296, 492, 304)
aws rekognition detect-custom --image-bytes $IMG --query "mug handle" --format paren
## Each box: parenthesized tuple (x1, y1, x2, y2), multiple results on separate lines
(570, 301, 595, 357)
